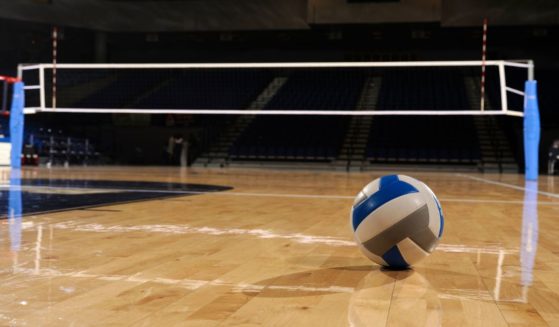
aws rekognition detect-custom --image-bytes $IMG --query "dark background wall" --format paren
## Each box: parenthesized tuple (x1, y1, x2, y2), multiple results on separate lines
(0, 0, 557, 168)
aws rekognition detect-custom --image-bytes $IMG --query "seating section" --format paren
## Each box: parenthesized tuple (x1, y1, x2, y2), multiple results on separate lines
(56, 70, 108, 87)
(39, 66, 537, 165)
(536, 69, 559, 126)
(367, 68, 480, 164)
(377, 68, 470, 111)
(73, 70, 271, 110)
(26, 127, 101, 166)
(367, 116, 480, 163)
(265, 70, 365, 110)
(75, 70, 163, 108)
(135, 70, 272, 109)
(229, 116, 347, 160)
(229, 71, 367, 161)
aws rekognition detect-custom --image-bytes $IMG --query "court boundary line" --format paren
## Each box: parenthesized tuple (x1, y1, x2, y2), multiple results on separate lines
(1, 267, 356, 294)
(455, 174, 559, 199)
(38, 220, 518, 255)
(2, 184, 559, 205)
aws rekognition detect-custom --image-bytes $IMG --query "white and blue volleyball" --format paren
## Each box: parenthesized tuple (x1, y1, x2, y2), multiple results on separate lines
(350, 175, 444, 268)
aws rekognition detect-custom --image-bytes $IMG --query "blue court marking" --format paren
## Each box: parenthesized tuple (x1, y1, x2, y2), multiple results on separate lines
(352, 175, 418, 230)
(381, 245, 409, 268)
(1, 179, 232, 219)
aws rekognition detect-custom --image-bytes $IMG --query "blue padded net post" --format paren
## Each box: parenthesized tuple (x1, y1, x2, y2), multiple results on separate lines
(9, 81, 24, 169)
(523, 80, 540, 181)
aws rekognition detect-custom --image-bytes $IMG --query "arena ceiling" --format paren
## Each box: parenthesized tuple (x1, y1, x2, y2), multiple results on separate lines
(0, 0, 556, 32)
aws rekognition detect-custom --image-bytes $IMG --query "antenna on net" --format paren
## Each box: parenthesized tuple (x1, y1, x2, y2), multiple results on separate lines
(480, 18, 488, 112)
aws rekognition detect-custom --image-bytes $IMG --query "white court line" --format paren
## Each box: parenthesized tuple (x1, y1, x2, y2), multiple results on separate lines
(48, 221, 355, 247)
(455, 174, 559, 199)
(1, 267, 355, 294)
(26, 221, 517, 255)
(2, 266, 512, 303)
(2, 184, 559, 205)
(439, 198, 559, 205)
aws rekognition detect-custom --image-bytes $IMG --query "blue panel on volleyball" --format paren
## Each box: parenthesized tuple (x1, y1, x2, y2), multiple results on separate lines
(351, 175, 418, 230)
(523, 80, 540, 181)
(382, 245, 408, 268)
(9, 81, 24, 169)
(435, 196, 444, 238)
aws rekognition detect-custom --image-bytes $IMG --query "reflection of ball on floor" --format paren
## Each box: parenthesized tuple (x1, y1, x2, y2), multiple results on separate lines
(350, 174, 444, 268)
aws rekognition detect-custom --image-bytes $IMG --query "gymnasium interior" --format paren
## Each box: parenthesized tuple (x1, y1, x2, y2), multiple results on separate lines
(1, 1, 559, 325)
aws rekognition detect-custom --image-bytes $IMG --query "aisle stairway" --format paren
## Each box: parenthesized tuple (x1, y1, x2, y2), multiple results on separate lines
(334, 76, 381, 171)
(193, 77, 287, 167)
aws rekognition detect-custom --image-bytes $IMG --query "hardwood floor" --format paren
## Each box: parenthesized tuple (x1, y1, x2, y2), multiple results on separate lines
(1, 166, 558, 326)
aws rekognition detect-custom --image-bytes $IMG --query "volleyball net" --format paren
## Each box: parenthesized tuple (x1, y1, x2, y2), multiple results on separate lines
(17, 60, 533, 116)
(14, 60, 540, 179)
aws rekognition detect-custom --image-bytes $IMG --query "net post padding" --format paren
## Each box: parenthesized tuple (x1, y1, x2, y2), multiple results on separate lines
(9, 81, 25, 168)
(523, 80, 540, 181)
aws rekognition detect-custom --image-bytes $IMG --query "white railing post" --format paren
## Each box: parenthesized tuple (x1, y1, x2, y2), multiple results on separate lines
(498, 62, 508, 112)
(17, 64, 23, 79)
(39, 64, 46, 110)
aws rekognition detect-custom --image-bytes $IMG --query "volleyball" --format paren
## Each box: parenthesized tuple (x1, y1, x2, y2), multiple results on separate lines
(350, 175, 444, 268)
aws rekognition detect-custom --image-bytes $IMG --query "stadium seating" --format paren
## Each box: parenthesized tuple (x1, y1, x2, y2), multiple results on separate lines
(536, 69, 559, 126)
(229, 116, 346, 161)
(135, 70, 272, 109)
(71, 69, 272, 110)
(75, 70, 163, 108)
(376, 68, 470, 111)
(229, 70, 366, 161)
(367, 68, 480, 164)
(25, 127, 100, 166)
(57, 67, 500, 165)
(366, 116, 480, 163)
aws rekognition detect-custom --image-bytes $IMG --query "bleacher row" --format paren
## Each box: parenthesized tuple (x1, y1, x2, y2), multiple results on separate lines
(367, 116, 480, 164)
(51, 68, 509, 165)
(229, 68, 482, 164)
(0, 115, 101, 166)
(27, 128, 101, 166)
(229, 71, 365, 160)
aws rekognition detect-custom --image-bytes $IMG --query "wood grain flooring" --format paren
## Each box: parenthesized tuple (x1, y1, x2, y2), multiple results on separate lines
(1, 166, 558, 326)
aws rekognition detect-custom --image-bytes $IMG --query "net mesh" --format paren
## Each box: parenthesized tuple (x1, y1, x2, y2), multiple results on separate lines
(15, 61, 533, 166)
(20, 63, 525, 114)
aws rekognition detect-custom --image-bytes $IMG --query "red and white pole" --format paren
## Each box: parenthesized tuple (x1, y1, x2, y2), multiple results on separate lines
(480, 18, 487, 111)
(52, 26, 58, 109)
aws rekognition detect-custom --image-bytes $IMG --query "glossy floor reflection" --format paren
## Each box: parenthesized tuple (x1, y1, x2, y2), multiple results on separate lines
(0, 167, 558, 326)
(1, 175, 232, 217)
